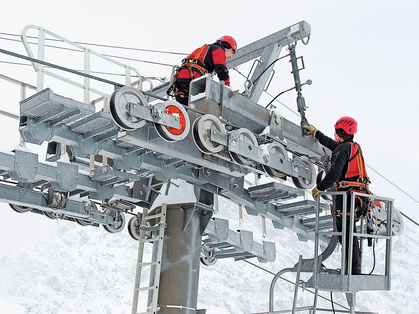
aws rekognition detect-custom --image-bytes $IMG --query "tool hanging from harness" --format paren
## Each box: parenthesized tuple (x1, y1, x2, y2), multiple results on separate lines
(166, 45, 208, 97)
(335, 142, 371, 220)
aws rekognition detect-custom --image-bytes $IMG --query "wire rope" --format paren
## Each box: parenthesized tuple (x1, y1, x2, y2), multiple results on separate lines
(0, 34, 178, 68)
(0, 47, 167, 101)
(0, 32, 188, 56)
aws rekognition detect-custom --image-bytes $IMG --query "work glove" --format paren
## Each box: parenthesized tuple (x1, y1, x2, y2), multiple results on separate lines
(312, 187, 321, 200)
(304, 125, 317, 138)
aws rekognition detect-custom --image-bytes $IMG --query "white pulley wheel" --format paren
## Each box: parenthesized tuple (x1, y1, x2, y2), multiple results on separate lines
(43, 210, 58, 219)
(9, 203, 32, 213)
(392, 207, 404, 236)
(127, 216, 142, 241)
(110, 86, 149, 130)
(229, 128, 258, 165)
(103, 209, 126, 233)
(261, 143, 288, 177)
(154, 100, 190, 142)
(74, 218, 93, 226)
(200, 255, 217, 266)
(291, 156, 316, 189)
(192, 114, 226, 154)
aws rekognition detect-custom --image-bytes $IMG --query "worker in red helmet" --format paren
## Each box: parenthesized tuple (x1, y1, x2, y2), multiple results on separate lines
(305, 117, 370, 275)
(167, 36, 237, 105)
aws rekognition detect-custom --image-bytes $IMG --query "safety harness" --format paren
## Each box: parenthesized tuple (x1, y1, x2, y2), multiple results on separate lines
(167, 45, 208, 97)
(335, 142, 371, 220)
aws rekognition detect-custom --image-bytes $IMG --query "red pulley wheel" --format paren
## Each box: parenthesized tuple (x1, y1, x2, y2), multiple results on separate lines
(164, 105, 186, 135)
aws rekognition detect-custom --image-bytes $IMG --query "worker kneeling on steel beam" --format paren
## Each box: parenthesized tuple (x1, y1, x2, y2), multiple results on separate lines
(167, 36, 237, 105)
(305, 117, 371, 275)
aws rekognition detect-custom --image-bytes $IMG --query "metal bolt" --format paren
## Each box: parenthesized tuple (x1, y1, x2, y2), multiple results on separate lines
(234, 184, 239, 188)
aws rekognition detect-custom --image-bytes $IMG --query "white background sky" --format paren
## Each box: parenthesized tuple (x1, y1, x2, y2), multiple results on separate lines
(0, 0, 418, 257)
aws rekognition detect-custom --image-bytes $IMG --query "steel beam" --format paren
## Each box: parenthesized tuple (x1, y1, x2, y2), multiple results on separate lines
(226, 21, 311, 69)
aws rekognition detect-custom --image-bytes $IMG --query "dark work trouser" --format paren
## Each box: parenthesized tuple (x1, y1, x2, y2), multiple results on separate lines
(174, 80, 190, 106)
(335, 194, 361, 275)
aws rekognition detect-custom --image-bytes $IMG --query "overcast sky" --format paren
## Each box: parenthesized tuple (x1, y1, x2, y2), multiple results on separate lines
(0, 0, 418, 257)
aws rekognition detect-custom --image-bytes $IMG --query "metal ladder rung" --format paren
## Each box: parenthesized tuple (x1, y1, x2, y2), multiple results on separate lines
(142, 237, 159, 243)
(143, 213, 163, 221)
(143, 214, 161, 221)
(136, 286, 155, 292)
(139, 261, 158, 267)
(132, 204, 167, 314)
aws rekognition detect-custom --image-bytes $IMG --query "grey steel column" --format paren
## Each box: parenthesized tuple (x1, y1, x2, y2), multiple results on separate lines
(152, 204, 204, 314)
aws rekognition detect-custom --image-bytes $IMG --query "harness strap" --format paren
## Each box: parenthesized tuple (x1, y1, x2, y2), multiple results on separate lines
(167, 45, 208, 97)
(183, 62, 207, 78)
(335, 181, 368, 189)
(348, 145, 359, 162)
(193, 45, 206, 61)
(347, 142, 370, 183)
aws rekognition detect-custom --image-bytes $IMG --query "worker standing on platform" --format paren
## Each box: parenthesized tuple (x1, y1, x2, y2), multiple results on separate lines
(167, 36, 237, 105)
(305, 117, 370, 275)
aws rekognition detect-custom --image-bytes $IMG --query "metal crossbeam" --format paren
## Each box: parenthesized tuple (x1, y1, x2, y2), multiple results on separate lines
(204, 218, 276, 262)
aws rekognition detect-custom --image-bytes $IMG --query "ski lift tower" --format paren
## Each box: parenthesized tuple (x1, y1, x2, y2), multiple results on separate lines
(0, 20, 400, 314)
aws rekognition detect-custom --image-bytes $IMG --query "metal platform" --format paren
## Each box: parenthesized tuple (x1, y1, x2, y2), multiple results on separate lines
(306, 274, 390, 292)
(20, 87, 94, 126)
(0, 85, 337, 250)
(203, 218, 276, 263)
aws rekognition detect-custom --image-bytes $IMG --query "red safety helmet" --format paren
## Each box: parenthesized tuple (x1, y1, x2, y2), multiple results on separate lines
(218, 36, 237, 53)
(335, 116, 357, 135)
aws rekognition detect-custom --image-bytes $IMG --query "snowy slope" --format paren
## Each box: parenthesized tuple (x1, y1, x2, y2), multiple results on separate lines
(0, 197, 418, 314)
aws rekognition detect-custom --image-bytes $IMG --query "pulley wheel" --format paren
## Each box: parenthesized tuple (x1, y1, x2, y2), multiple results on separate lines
(75, 218, 93, 226)
(200, 244, 217, 266)
(192, 114, 226, 154)
(127, 216, 142, 241)
(392, 207, 404, 236)
(154, 100, 190, 142)
(110, 86, 149, 131)
(9, 203, 32, 213)
(261, 143, 288, 178)
(200, 255, 217, 266)
(229, 128, 258, 165)
(43, 210, 58, 219)
(103, 209, 126, 233)
(291, 156, 316, 189)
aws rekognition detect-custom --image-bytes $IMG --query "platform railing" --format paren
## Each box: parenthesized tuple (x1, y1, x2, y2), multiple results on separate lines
(0, 73, 38, 146)
(252, 308, 378, 314)
(20, 24, 143, 104)
(313, 191, 393, 280)
(266, 192, 394, 314)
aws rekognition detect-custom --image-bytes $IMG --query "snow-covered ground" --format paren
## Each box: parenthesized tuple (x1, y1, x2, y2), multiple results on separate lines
(0, 197, 418, 314)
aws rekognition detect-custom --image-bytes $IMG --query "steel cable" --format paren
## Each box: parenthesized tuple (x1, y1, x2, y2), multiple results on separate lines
(0, 47, 167, 101)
